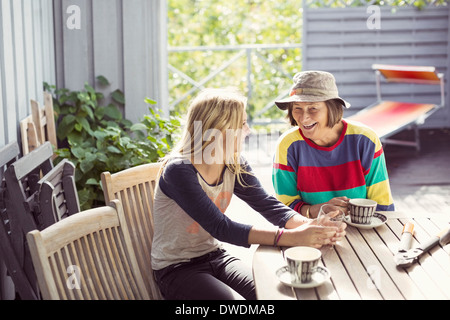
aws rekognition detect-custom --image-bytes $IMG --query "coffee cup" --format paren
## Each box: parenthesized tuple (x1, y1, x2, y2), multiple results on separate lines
(284, 246, 321, 283)
(349, 198, 377, 224)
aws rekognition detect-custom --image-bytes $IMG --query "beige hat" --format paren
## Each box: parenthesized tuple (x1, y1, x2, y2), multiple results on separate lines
(275, 70, 351, 110)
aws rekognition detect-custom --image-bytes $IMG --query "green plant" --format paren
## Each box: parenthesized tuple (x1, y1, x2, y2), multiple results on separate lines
(44, 77, 180, 210)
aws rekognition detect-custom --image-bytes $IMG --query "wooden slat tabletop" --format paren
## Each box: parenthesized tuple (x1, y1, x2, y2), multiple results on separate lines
(253, 212, 450, 300)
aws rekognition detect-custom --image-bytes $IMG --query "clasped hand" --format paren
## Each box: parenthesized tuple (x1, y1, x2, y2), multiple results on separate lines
(291, 218, 346, 249)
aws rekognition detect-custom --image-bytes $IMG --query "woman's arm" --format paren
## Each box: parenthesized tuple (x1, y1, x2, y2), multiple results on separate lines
(160, 159, 344, 249)
(233, 160, 301, 227)
(234, 163, 345, 247)
(365, 146, 395, 211)
(247, 222, 341, 249)
(300, 196, 350, 219)
(159, 159, 253, 247)
(272, 133, 305, 212)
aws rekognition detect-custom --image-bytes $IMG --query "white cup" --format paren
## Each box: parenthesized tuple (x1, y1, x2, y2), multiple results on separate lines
(349, 198, 377, 224)
(285, 246, 321, 283)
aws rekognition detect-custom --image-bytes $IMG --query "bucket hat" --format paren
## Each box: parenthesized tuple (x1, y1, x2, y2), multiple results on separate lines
(275, 71, 351, 110)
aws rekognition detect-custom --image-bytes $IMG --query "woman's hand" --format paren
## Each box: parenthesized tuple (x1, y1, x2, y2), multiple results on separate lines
(315, 206, 347, 245)
(325, 196, 350, 215)
(330, 221, 347, 245)
(282, 220, 340, 249)
(250, 208, 347, 248)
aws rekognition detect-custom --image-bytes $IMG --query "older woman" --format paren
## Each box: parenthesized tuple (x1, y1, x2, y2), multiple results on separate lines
(273, 71, 395, 219)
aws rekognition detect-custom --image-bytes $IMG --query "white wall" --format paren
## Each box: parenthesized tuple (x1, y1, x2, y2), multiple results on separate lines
(53, 0, 169, 123)
(0, 0, 56, 300)
(0, 0, 56, 147)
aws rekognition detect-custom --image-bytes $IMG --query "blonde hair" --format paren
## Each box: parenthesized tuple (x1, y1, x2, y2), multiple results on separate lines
(160, 88, 251, 186)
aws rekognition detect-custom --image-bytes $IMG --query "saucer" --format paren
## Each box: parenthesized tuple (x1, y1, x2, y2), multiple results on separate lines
(276, 266, 331, 289)
(344, 212, 387, 229)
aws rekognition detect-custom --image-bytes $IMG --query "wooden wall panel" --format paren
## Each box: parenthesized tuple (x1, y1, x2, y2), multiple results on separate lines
(303, 6, 450, 127)
(54, 0, 169, 123)
(0, 0, 56, 300)
(0, 0, 55, 148)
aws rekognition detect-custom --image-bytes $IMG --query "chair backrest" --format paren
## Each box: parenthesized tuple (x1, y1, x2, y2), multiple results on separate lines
(372, 64, 445, 107)
(37, 159, 80, 229)
(0, 142, 21, 300)
(372, 64, 442, 85)
(2, 142, 54, 299)
(0, 142, 21, 241)
(5, 142, 54, 232)
(20, 92, 57, 158)
(0, 142, 21, 231)
(31, 93, 58, 151)
(20, 115, 40, 155)
(0, 142, 20, 173)
(27, 200, 150, 300)
(101, 162, 163, 300)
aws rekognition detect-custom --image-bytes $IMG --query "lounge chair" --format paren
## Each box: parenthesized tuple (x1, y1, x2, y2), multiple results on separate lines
(347, 64, 445, 151)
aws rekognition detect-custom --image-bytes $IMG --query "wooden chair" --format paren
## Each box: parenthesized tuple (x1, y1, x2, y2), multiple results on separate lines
(0, 142, 21, 300)
(20, 92, 57, 158)
(0, 142, 20, 171)
(37, 159, 80, 230)
(27, 200, 150, 300)
(20, 115, 40, 155)
(33, 92, 57, 152)
(2, 142, 54, 299)
(101, 162, 163, 300)
(348, 64, 445, 151)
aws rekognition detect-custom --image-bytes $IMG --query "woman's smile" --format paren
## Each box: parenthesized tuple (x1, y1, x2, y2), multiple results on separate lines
(302, 122, 317, 131)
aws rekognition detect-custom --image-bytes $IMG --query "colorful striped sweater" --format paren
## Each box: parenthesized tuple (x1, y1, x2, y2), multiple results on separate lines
(273, 120, 395, 212)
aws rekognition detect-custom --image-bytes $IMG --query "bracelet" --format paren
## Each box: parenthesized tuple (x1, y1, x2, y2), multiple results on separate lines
(306, 205, 311, 219)
(276, 228, 284, 246)
(274, 228, 284, 247)
(273, 229, 280, 246)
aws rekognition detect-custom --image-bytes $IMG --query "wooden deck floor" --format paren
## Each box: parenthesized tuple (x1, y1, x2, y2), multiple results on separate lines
(224, 127, 450, 266)
(384, 128, 450, 218)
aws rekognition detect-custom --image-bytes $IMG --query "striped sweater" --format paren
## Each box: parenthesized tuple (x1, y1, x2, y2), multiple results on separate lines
(273, 120, 395, 212)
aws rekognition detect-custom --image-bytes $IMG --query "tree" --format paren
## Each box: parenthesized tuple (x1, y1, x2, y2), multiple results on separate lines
(168, 0, 303, 123)
(167, 0, 447, 123)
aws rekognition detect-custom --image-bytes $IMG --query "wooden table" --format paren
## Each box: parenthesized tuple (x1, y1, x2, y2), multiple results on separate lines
(252, 212, 450, 300)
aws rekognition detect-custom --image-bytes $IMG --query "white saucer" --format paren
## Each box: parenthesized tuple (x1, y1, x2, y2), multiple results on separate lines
(344, 212, 387, 229)
(276, 266, 331, 289)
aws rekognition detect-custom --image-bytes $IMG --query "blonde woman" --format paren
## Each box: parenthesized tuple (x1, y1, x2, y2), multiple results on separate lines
(151, 88, 345, 300)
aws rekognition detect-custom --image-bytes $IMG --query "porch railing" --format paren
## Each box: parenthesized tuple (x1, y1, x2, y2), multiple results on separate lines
(168, 43, 302, 125)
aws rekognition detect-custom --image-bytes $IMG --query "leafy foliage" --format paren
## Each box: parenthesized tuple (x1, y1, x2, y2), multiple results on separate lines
(168, 0, 448, 122)
(305, 0, 448, 9)
(168, 0, 303, 121)
(44, 77, 180, 210)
